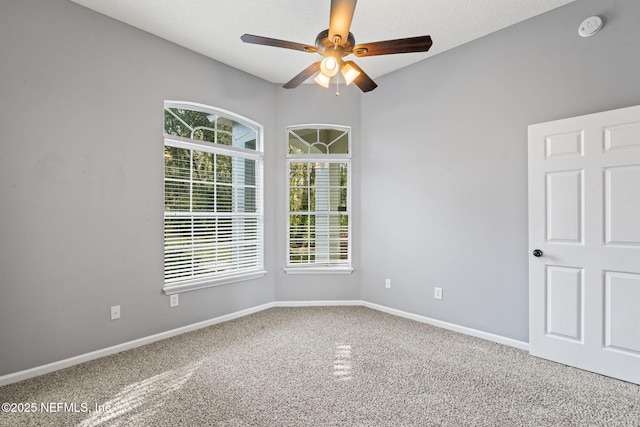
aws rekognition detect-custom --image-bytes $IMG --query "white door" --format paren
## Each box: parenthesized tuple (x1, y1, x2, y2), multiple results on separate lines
(528, 104, 640, 385)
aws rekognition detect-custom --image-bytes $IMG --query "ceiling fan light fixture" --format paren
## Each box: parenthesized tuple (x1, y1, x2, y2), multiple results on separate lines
(320, 57, 339, 77)
(341, 63, 360, 85)
(314, 72, 331, 88)
(241, 0, 433, 93)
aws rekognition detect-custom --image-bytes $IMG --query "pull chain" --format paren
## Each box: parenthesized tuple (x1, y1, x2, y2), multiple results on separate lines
(334, 37, 341, 96)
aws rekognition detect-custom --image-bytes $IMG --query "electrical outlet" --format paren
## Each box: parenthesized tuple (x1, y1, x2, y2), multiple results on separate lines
(110, 305, 121, 320)
(434, 287, 443, 300)
(385, 278, 391, 289)
(170, 294, 179, 308)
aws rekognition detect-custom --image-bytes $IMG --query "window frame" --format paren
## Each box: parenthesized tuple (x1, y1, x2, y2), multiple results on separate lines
(163, 101, 265, 294)
(285, 124, 353, 274)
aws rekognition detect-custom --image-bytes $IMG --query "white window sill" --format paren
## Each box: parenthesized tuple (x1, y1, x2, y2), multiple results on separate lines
(284, 266, 354, 275)
(163, 270, 267, 295)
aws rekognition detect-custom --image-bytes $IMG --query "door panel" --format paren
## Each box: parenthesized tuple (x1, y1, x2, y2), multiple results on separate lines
(545, 170, 583, 244)
(604, 122, 640, 152)
(529, 104, 640, 385)
(545, 266, 583, 341)
(604, 271, 640, 355)
(604, 166, 640, 246)
(545, 131, 584, 158)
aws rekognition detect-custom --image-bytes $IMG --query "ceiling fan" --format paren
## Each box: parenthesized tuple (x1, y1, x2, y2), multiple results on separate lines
(240, 0, 432, 93)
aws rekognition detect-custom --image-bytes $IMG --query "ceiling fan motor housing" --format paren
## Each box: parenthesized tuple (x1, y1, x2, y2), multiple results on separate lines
(315, 29, 356, 56)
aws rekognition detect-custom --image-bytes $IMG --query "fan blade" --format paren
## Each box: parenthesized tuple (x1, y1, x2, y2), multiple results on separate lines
(343, 61, 377, 92)
(329, 0, 357, 46)
(241, 34, 317, 53)
(352, 35, 432, 57)
(283, 62, 322, 89)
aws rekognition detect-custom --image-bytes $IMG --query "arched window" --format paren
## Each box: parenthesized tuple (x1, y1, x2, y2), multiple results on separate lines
(286, 125, 352, 273)
(163, 101, 264, 293)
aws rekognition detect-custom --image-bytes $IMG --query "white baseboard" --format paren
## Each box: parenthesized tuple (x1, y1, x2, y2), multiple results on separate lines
(361, 301, 529, 351)
(274, 300, 364, 307)
(0, 299, 528, 387)
(0, 302, 275, 387)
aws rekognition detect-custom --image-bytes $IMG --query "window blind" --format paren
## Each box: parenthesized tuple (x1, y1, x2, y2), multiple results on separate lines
(164, 102, 264, 292)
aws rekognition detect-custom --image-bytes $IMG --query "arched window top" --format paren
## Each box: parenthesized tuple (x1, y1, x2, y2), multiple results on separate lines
(288, 125, 350, 156)
(164, 101, 262, 152)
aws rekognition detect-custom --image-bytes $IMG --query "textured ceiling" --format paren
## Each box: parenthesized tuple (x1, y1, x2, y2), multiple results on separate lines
(70, 0, 575, 85)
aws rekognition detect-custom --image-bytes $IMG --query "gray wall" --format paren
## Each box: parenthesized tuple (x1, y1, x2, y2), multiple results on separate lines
(360, 0, 640, 342)
(0, 0, 277, 376)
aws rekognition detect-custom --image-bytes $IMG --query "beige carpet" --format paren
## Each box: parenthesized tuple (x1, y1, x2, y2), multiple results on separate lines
(1, 306, 639, 426)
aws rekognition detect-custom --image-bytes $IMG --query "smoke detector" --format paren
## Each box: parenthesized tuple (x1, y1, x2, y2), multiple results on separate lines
(578, 16, 603, 37)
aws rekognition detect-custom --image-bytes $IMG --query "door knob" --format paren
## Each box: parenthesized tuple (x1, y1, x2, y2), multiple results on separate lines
(532, 249, 543, 257)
